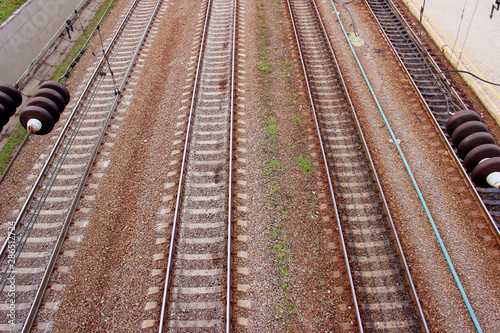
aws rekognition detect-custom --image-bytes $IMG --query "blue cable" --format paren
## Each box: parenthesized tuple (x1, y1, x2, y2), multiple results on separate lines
(328, 1, 483, 331)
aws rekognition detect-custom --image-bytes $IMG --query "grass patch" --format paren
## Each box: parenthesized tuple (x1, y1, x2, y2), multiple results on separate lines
(264, 159, 282, 176)
(271, 305, 284, 313)
(267, 117, 277, 126)
(293, 116, 302, 125)
(296, 155, 312, 172)
(269, 159, 280, 168)
(266, 125, 277, 138)
(257, 0, 304, 327)
(308, 202, 317, 218)
(0, 0, 27, 23)
(265, 117, 278, 138)
(269, 226, 291, 277)
(0, 123, 28, 175)
(51, 0, 117, 82)
(257, 61, 271, 74)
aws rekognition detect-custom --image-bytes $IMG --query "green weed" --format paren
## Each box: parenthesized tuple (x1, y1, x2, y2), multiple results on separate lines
(297, 155, 312, 172)
(0, 123, 28, 175)
(266, 118, 278, 138)
(293, 116, 302, 125)
(0, 0, 27, 23)
(257, 61, 271, 74)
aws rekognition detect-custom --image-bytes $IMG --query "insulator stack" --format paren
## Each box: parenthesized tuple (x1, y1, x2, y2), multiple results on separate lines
(446, 110, 500, 188)
(19, 81, 70, 135)
(0, 83, 23, 132)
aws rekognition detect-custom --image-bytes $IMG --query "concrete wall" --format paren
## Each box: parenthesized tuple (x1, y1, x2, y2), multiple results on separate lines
(0, 0, 83, 84)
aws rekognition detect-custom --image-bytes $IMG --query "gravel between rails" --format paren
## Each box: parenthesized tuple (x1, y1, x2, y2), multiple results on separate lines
(0, 0, 499, 331)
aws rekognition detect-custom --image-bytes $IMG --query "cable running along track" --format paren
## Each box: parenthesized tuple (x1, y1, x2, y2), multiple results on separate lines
(158, 0, 237, 331)
(286, 0, 428, 331)
(364, 0, 500, 241)
(0, 0, 163, 330)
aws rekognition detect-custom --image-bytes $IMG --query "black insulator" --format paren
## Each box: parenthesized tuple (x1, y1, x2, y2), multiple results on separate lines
(26, 96, 60, 122)
(32, 88, 66, 112)
(457, 132, 496, 159)
(464, 144, 500, 172)
(0, 104, 10, 127)
(20, 106, 55, 135)
(38, 81, 70, 105)
(445, 110, 481, 136)
(451, 121, 489, 147)
(0, 83, 22, 107)
(0, 91, 15, 115)
(471, 156, 500, 188)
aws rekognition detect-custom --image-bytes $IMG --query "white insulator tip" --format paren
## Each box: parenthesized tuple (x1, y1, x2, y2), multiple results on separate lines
(27, 118, 42, 133)
(486, 171, 500, 189)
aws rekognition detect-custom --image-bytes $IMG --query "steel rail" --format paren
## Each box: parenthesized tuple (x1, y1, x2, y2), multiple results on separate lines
(159, 0, 237, 329)
(371, 0, 466, 110)
(363, 0, 500, 245)
(19, 0, 163, 331)
(334, 1, 482, 330)
(287, 0, 429, 330)
(226, 0, 238, 330)
(311, 0, 428, 330)
(285, 0, 362, 329)
(158, 0, 213, 331)
(0, 0, 144, 293)
(0, 0, 142, 261)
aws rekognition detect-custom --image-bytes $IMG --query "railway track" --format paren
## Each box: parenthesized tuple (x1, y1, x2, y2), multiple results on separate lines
(0, 0, 164, 330)
(158, 0, 237, 331)
(364, 0, 500, 240)
(1, 0, 495, 330)
(286, 0, 428, 331)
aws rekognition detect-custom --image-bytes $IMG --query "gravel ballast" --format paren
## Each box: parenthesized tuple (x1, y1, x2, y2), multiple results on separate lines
(0, 0, 498, 331)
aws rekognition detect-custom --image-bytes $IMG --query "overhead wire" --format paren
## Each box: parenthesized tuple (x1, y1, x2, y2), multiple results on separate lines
(416, 1, 496, 109)
(456, 0, 479, 64)
(74, 10, 97, 56)
(57, 0, 116, 84)
(491, 0, 500, 19)
(418, 0, 426, 37)
(446, 0, 468, 70)
(437, 69, 500, 87)
(97, 25, 120, 95)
